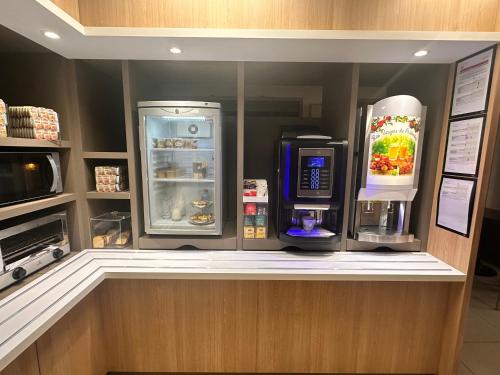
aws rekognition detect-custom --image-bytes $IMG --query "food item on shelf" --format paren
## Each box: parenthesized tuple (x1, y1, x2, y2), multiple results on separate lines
(92, 235, 107, 248)
(155, 168, 169, 178)
(257, 204, 268, 216)
(192, 160, 208, 179)
(244, 215, 255, 226)
(115, 230, 131, 246)
(0, 99, 7, 138)
(90, 212, 131, 249)
(92, 229, 131, 248)
(94, 165, 128, 192)
(173, 138, 184, 148)
(96, 183, 127, 192)
(171, 207, 183, 221)
(244, 226, 255, 239)
(154, 137, 199, 149)
(7, 106, 60, 140)
(244, 203, 256, 215)
(255, 226, 267, 239)
(156, 167, 182, 178)
(255, 215, 267, 227)
(192, 199, 212, 209)
(158, 138, 166, 148)
(95, 166, 127, 176)
(243, 179, 269, 239)
(243, 179, 268, 198)
(96, 174, 123, 184)
(189, 212, 215, 225)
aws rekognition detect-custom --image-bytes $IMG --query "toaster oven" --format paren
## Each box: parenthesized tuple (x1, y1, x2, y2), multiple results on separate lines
(0, 211, 70, 290)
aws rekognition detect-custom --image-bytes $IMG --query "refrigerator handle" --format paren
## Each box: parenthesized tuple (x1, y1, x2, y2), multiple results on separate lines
(139, 125, 148, 182)
(139, 125, 145, 152)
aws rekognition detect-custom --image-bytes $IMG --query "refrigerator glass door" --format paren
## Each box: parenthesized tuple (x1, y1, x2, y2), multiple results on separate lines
(141, 107, 221, 235)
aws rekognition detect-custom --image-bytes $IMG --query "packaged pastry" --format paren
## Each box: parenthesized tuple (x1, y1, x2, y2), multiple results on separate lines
(96, 182, 128, 192)
(6, 105, 60, 140)
(95, 166, 127, 176)
(96, 174, 122, 184)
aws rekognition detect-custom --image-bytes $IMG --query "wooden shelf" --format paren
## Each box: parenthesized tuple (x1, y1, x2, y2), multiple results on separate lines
(139, 221, 237, 250)
(0, 138, 72, 148)
(86, 191, 131, 200)
(82, 152, 128, 159)
(0, 193, 77, 221)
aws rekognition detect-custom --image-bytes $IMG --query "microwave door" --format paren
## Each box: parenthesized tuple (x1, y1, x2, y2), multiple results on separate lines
(0, 154, 56, 206)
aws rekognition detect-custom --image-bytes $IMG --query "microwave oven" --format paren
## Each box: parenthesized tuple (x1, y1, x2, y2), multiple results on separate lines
(0, 211, 70, 290)
(0, 152, 63, 207)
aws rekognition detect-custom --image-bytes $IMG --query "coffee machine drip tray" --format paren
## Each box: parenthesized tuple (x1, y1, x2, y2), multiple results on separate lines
(357, 227, 414, 243)
(286, 226, 336, 238)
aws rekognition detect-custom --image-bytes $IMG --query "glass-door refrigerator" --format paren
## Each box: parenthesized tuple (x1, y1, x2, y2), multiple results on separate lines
(138, 101, 222, 235)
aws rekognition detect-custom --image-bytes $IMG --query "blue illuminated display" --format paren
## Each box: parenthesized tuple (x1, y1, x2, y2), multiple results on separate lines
(306, 156, 325, 168)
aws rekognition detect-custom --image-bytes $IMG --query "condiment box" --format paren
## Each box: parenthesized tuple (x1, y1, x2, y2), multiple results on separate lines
(243, 179, 269, 239)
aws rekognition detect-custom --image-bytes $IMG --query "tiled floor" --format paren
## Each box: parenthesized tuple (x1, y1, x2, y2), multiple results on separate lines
(461, 276, 500, 375)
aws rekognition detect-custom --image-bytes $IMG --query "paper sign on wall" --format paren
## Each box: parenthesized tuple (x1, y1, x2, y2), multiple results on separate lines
(444, 116, 484, 176)
(451, 48, 495, 117)
(437, 177, 475, 236)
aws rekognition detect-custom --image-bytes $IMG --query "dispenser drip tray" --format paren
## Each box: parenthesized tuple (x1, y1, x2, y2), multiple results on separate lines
(357, 227, 414, 243)
(286, 227, 336, 238)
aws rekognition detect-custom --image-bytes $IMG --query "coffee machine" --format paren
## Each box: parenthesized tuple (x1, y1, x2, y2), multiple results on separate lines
(353, 95, 426, 248)
(276, 132, 347, 247)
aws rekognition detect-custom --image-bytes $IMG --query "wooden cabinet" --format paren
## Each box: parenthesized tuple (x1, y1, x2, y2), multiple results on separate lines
(0, 345, 39, 375)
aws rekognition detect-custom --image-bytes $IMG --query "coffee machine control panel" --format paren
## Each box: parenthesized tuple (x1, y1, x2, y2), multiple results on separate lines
(297, 148, 334, 198)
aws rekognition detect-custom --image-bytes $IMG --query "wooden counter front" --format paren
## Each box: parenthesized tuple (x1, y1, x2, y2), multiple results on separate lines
(0, 250, 464, 374)
(32, 279, 449, 374)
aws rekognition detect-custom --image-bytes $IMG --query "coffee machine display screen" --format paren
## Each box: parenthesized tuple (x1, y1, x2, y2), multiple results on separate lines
(297, 148, 334, 198)
(306, 157, 325, 168)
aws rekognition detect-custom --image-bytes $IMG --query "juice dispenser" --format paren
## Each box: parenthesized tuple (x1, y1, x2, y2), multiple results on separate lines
(353, 95, 426, 247)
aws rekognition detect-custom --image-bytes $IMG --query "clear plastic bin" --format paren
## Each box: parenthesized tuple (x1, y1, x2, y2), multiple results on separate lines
(90, 211, 132, 248)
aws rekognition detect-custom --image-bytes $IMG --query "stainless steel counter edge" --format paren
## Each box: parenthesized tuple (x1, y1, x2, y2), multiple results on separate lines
(0, 249, 465, 370)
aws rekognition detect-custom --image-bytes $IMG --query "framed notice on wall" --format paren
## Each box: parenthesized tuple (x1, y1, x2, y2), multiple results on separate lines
(443, 116, 485, 176)
(451, 47, 495, 118)
(436, 176, 476, 237)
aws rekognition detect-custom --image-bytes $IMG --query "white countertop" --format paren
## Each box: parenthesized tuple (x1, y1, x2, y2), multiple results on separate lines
(0, 249, 465, 370)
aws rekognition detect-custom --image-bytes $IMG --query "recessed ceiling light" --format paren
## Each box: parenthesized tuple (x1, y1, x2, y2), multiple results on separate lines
(43, 31, 61, 40)
(414, 50, 428, 57)
(169, 47, 182, 54)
